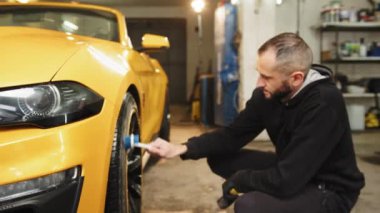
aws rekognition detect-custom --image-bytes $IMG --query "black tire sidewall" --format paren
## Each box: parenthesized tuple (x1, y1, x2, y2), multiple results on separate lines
(105, 93, 139, 213)
(159, 103, 170, 141)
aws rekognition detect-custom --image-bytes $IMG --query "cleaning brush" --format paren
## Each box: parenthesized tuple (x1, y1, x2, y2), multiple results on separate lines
(124, 134, 151, 149)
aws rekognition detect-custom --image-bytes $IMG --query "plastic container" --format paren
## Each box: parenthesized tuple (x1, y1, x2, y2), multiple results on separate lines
(347, 85, 366, 94)
(346, 104, 365, 130)
(359, 38, 367, 57)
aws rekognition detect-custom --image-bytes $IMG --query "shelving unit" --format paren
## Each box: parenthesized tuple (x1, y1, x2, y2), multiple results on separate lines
(343, 93, 377, 98)
(319, 23, 380, 130)
(319, 22, 380, 86)
(323, 59, 380, 63)
(321, 22, 380, 31)
(319, 22, 380, 65)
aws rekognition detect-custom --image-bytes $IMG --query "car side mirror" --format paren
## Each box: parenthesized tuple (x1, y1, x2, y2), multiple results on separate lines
(139, 34, 170, 52)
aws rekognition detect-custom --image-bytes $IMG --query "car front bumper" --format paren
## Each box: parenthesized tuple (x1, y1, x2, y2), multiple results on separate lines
(0, 175, 83, 213)
(0, 101, 118, 213)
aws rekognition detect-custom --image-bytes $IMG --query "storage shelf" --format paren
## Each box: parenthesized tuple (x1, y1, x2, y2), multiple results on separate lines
(320, 24, 380, 103)
(343, 93, 376, 98)
(322, 58, 380, 63)
(320, 22, 380, 32)
(351, 129, 380, 133)
(341, 56, 380, 61)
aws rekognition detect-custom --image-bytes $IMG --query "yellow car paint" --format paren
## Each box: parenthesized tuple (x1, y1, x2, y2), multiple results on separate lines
(0, 101, 116, 212)
(142, 34, 170, 49)
(0, 1, 169, 212)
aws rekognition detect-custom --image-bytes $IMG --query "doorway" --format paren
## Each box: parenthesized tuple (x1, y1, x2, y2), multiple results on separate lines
(126, 18, 187, 104)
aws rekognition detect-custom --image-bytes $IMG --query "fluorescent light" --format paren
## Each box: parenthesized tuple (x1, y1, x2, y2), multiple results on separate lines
(191, 0, 205, 13)
(231, 0, 239, 5)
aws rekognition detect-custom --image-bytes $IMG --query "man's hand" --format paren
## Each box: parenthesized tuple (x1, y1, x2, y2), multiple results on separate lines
(217, 179, 239, 209)
(147, 137, 187, 158)
(217, 170, 249, 209)
(227, 170, 251, 193)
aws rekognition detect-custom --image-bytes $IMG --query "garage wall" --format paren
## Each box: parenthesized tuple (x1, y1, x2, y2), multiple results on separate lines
(113, 0, 372, 107)
(238, 0, 373, 106)
(237, 0, 276, 106)
(236, 0, 374, 140)
(115, 4, 217, 100)
(275, 0, 372, 63)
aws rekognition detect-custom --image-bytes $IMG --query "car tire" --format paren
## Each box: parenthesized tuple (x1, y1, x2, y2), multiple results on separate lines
(143, 101, 170, 168)
(105, 93, 142, 213)
(158, 103, 170, 141)
(159, 90, 170, 141)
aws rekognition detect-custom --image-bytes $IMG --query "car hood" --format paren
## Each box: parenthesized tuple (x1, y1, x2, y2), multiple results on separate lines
(0, 27, 87, 88)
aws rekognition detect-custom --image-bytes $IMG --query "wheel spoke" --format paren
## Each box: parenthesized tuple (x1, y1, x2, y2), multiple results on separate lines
(128, 172, 141, 213)
(128, 191, 140, 213)
(128, 176, 141, 197)
(128, 153, 141, 171)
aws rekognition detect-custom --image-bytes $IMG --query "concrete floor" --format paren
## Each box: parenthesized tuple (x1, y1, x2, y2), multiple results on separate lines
(142, 105, 380, 213)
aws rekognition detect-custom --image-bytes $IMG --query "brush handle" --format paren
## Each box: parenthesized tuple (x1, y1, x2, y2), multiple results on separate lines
(134, 143, 151, 149)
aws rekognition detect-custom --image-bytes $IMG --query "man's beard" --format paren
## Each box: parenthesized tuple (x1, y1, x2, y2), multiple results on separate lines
(271, 81, 293, 101)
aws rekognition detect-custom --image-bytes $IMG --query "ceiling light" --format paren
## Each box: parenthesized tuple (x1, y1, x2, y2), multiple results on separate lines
(191, 0, 205, 13)
(231, 0, 239, 5)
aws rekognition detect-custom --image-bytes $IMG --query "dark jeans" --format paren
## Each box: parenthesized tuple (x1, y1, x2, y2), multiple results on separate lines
(207, 149, 350, 213)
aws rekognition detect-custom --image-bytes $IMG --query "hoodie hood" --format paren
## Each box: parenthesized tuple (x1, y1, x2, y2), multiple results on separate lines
(285, 64, 334, 106)
(311, 64, 333, 78)
(291, 64, 333, 99)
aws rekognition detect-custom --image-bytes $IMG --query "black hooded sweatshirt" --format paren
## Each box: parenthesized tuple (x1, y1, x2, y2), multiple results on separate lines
(181, 65, 364, 206)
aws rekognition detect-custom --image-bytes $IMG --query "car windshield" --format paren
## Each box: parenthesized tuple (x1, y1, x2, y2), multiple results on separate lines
(0, 6, 119, 42)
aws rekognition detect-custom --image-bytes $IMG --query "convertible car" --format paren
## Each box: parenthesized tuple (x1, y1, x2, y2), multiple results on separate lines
(0, 2, 170, 213)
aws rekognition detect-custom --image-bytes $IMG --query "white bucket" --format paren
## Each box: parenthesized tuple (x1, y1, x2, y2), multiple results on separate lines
(346, 104, 365, 130)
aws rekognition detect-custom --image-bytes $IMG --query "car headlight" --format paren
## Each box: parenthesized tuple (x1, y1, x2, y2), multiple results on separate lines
(0, 82, 104, 128)
(0, 166, 80, 203)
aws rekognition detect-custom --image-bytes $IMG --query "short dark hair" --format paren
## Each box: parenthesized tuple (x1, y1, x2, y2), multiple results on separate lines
(258, 32, 313, 75)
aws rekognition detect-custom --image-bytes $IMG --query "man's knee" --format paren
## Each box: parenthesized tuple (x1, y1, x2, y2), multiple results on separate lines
(234, 193, 258, 213)
(206, 156, 226, 177)
(234, 191, 278, 213)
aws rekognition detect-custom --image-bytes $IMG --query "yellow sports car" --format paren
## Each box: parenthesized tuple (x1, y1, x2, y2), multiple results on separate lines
(0, 2, 170, 213)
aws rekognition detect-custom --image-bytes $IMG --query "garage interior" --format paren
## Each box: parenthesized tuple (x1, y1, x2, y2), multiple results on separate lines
(120, 0, 380, 212)
(2, 0, 380, 212)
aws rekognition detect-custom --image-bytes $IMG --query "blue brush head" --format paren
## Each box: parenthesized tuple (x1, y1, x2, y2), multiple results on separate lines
(124, 134, 140, 149)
